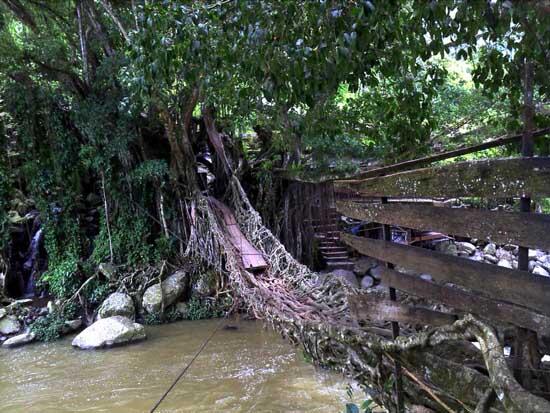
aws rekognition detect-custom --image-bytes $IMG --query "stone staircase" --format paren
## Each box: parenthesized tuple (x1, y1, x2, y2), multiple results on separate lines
(313, 217, 353, 270)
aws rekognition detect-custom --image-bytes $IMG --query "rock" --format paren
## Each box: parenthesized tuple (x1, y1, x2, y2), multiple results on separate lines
(47, 300, 57, 314)
(468, 253, 483, 262)
(497, 259, 513, 269)
(496, 249, 513, 261)
(0, 316, 21, 335)
(369, 265, 384, 281)
(2, 331, 35, 348)
(61, 319, 83, 334)
(0, 308, 6, 319)
(456, 242, 476, 255)
(484, 255, 498, 264)
(353, 257, 379, 276)
(192, 272, 217, 297)
(483, 243, 497, 256)
(6, 299, 33, 312)
(142, 270, 188, 314)
(360, 275, 375, 289)
(503, 244, 518, 253)
(332, 269, 359, 288)
(99, 263, 116, 280)
(72, 316, 146, 349)
(533, 266, 550, 277)
(175, 302, 190, 319)
(98, 292, 135, 320)
(529, 249, 544, 261)
(435, 241, 458, 256)
(419, 274, 433, 282)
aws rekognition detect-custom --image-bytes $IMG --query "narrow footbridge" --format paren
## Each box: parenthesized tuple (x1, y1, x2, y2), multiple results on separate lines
(227, 128, 550, 413)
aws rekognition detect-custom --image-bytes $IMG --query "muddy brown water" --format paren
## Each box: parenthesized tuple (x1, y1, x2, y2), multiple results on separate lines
(0, 319, 359, 412)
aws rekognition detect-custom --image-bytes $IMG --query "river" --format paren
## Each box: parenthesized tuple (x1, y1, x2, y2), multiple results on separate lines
(0, 319, 360, 412)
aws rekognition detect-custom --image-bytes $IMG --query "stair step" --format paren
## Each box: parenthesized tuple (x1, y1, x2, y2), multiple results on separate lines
(325, 256, 349, 260)
(326, 261, 354, 268)
(323, 248, 348, 255)
(319, 246, 343, 250)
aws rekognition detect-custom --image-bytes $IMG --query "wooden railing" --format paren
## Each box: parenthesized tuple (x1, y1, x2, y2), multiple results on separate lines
(333, 129, 550, 410)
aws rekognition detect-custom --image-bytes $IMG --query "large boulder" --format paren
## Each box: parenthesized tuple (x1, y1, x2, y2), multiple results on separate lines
(142, 270, 187, 314)
(483, 243, 497, 256)
(331, 269, 359, 289)
(98, 292, 135, 320)
(353, 257, 379, 276)
(0, 315, 20, 335)
(456, 242, 476, 256)
(435, 241, 458, 256)
(360, 275, 375, 289)
(72, 316, 146, 349)
(2, 331, 35, 348)
(533, 266, 550, 277)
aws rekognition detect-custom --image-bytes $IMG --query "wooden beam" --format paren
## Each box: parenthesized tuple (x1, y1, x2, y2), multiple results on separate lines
(341, 233, 550, 316)
(335, 157, 550, 198)
(348, 294, 457, 327)
(352, 128, 550, 180)
(380, 267, 550, 336)
(336, 201, 550, 251)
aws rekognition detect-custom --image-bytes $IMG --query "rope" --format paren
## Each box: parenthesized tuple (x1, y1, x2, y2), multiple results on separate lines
(149, 318, 226, 413)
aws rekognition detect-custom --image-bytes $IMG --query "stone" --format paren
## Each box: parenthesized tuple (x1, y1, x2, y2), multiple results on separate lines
(529, 249, 544, 261)
(353, 257, 379, 276)
(419, 274, 433, 282)
(192, 273, 217, 297)
(0, 308, 6, 319)
(0, 316, 21, 335)
(72, 316, 146, 350)
(142, 270, 188, 314)
(2, 331, 35, 348)
(533, 266, 550, 277)
(175, 302, 190, 319)
(503, 244, 518, 253)
(435, 241, 458, 256)
(468, 253, 483, 262)
(483, 243, 497, 256)
(332, 269, 359, 289)
(47, 300, 57, 314)
(369, 265, 384, 281)
(497, 259, 513, 269)
(484, 254, 498, 264)
(360, 275, 375, 289)
(61, 319, 83, 334)
(6, 299, 33, 312)
(456, 242, 476, 255)
(99, 263, 116, 280)
(98, 292, 135, 320)
(496, 249, 513, 261)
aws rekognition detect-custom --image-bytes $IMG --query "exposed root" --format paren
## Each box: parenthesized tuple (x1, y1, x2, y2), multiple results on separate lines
(183, 176, 550, 412)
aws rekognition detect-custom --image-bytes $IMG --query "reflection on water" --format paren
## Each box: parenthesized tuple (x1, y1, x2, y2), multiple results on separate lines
(0, 319, 357, 412)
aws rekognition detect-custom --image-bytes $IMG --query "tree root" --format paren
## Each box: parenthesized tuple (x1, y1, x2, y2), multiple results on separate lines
(182, 177, 550, 412)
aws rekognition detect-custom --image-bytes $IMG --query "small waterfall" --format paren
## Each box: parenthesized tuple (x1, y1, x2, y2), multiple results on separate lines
(23, 227, 43, 297)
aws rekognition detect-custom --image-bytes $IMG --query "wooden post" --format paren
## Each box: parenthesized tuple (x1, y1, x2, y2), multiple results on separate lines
(382, 196, 404, 412)
(515, 58, 536, 388)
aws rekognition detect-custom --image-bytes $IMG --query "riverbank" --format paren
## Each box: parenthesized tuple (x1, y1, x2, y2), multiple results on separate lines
(0, 319, 359, 413)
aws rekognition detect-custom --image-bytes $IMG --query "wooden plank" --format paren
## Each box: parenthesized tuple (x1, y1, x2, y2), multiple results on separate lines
(352, 128, 550, 180)
(380, 267, 550, 336)
(335, 157, 550, 198)
(341, 233, 550, 316)
(209, 198, 268, 271)
(348, 294, 457, 326)
(336, 201, 550, 251)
